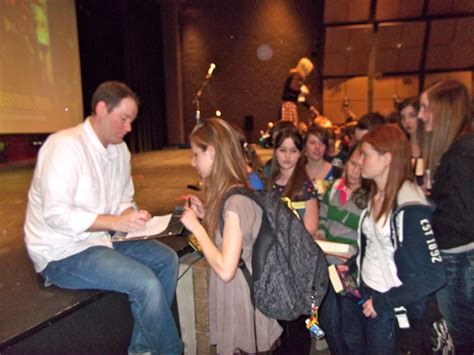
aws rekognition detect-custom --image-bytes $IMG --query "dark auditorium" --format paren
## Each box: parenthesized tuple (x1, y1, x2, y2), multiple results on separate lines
(0, 1, 472, 354)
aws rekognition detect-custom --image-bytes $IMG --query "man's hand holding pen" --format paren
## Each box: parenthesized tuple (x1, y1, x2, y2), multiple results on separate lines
(116, 207, 151, 232)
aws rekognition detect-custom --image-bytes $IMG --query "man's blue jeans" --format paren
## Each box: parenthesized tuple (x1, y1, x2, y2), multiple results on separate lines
(41, 240, 183, 354)
(436, 249, 474, 354)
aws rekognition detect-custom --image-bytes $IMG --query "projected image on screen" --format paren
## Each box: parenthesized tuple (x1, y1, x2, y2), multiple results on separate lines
(0, 0, 83, 134)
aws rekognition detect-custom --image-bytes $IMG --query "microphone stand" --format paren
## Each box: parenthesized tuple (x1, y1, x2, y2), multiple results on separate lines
(192, 65, 215, 125)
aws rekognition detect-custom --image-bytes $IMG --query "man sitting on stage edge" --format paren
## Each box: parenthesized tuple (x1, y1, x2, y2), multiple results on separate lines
(24, 81, 183, 354)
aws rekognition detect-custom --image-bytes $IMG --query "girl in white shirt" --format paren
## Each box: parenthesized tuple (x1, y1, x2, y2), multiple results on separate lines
(346, 124, 445, 355)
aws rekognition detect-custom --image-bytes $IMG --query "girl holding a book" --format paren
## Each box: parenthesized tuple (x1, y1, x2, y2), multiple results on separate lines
(317, 145, 370, 355)
(353, 124, 445, 354)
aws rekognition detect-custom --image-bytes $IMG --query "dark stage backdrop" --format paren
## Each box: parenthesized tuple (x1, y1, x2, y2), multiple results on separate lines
(75, 0, 167, 153)
(179, 0, 324, 142)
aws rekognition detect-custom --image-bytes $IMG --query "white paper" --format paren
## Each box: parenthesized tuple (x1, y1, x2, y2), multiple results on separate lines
(125, 214, 173, 239)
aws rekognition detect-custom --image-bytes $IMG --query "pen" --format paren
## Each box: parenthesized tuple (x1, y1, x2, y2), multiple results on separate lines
(176, 195, 192, 207)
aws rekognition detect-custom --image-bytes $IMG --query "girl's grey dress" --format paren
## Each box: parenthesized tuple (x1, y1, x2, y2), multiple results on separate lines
(208, 195, 282, 354)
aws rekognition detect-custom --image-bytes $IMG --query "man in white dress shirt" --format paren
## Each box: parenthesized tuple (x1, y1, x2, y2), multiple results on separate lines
(24, 81, 183, 355)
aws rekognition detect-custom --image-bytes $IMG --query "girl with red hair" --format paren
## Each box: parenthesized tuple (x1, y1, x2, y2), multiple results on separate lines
(352, 124, 445, 354)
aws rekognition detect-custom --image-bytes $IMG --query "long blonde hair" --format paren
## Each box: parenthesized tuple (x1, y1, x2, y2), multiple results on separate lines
(422, 80, 472, 176)
(190, 118, 250, 237)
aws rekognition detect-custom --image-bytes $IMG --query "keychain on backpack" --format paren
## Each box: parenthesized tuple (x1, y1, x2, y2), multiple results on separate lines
(305, 297, 325, 338)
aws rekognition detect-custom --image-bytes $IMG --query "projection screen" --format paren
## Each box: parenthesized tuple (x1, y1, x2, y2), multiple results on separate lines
(0, 0, 83, 133)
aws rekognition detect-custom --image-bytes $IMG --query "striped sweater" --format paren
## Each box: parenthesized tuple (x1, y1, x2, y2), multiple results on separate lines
(318, 178, 362, 247)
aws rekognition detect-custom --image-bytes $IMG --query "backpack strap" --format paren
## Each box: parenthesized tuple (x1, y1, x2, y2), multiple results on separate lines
(218, 186, 261, 349)
(218, 187, 265, 304)
(239, 260, 254, 302)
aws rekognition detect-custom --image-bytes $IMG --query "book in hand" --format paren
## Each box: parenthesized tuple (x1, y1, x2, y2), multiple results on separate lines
(328, 264, 363, 303)
(315, 239, 357, 259)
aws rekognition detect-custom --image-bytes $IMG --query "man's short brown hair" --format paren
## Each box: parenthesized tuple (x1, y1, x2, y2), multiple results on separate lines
(90, 81, 139, 115)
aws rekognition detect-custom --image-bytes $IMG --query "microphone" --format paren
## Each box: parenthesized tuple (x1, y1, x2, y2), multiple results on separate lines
(393, 94, 401, 108)
(342, 96, 350, 108)
(207, 63, 216, 78)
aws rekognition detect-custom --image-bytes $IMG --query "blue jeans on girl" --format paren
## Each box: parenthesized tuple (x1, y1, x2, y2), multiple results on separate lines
(436, 249, 474, 354)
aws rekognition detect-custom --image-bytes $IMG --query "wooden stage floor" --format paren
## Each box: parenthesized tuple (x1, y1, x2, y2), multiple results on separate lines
(0, 146, 272, 350)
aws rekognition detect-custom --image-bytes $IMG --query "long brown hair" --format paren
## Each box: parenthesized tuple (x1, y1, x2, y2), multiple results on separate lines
(362, 124, 413, 223)
(422, 80, 472, 176)
(268, 128, 308, 200)
(399, 96, 424, 147)
(190, 118, 250, 237)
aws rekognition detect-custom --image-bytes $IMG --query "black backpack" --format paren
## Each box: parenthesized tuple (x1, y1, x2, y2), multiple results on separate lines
(219, 187, 328, 321)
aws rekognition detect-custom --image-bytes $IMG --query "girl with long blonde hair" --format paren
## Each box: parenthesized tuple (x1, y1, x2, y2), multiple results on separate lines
(180, 118, 282, 354)
(418, 80, 473, 353)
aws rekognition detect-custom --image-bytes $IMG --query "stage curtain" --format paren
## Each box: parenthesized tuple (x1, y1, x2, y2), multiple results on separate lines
(76, 0, 167, 153)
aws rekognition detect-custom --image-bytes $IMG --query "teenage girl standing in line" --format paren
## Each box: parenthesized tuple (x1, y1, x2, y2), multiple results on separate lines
(268, 127, 318, 236)
(267, 128, 318, 355)
(180, 118, 282, 354)
(316, 145, 370, 355)
(305, 125, 340, 200)
(353, 124, 445, 354)
(399, 97, 423, 159)
(418, 80, 473, 354)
